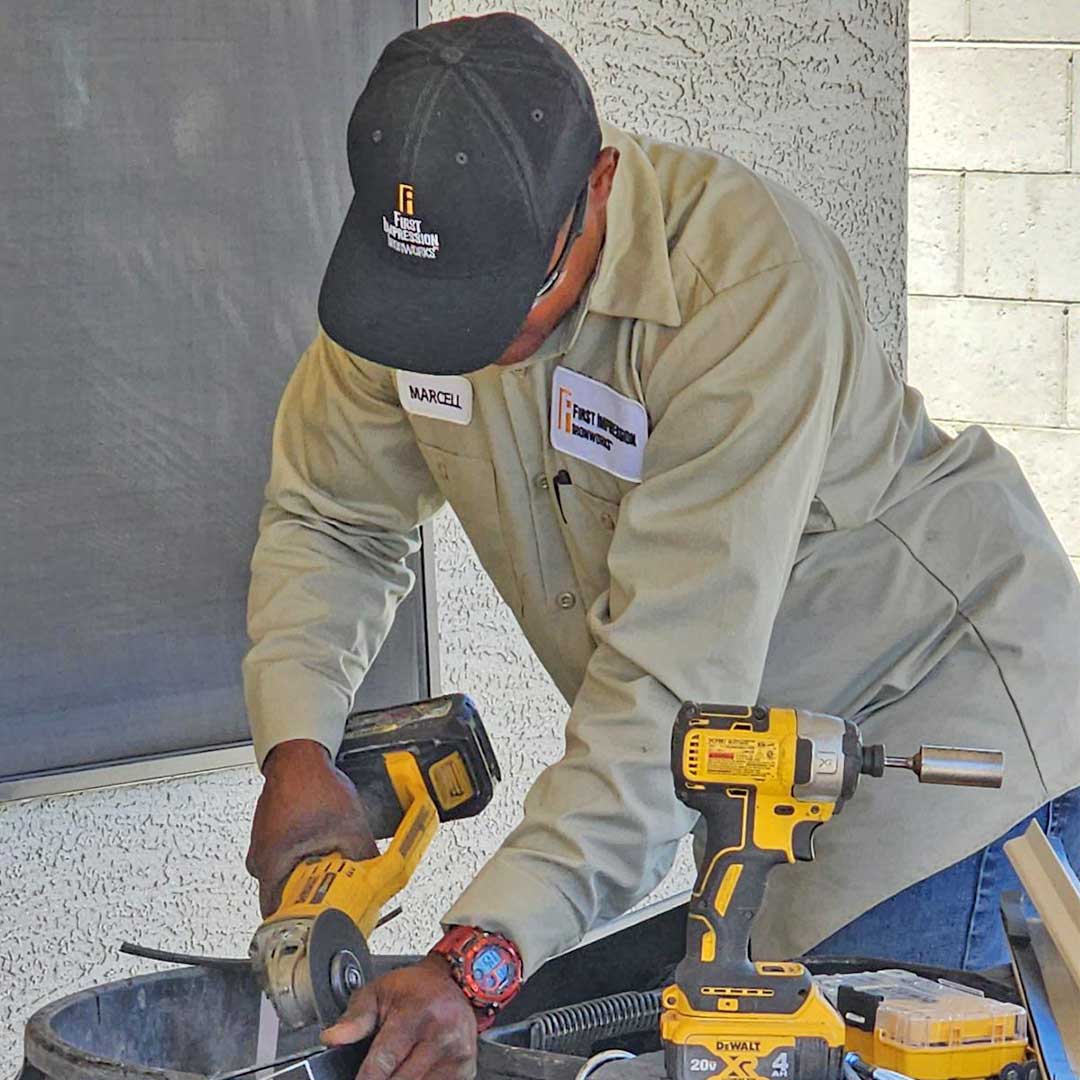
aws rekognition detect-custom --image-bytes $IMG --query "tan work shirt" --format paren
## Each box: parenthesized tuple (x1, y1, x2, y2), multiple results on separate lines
(245, 123, 1080, 974)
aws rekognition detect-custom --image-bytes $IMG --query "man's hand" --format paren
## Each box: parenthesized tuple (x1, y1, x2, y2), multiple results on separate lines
(322, 955, 478, 1080)
(246, 738, 379, 917)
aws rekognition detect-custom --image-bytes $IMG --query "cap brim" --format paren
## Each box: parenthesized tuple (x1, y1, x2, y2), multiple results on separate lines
(318, 195, 547, 375)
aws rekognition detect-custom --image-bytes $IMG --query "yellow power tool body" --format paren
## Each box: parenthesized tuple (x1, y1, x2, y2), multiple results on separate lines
(250, 694, 500, 1030)
(661, 702, 1004, 1080)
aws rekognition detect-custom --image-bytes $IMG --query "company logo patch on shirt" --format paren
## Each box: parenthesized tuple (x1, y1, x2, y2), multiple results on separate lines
(396, 372, 473, 425)
(383, 182, 441, 261)
(550, 366, 647, 482)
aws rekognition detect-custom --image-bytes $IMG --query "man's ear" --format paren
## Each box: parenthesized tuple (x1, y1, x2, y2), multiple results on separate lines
(589, 147, 620, 209)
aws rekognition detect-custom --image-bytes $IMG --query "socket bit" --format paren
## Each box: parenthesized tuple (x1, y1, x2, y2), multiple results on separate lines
(884, 745, 1004, 788)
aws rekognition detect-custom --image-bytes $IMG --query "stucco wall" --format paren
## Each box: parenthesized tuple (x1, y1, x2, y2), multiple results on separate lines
(0, 3, 907, 1072)
(436, 0, 910, 367)
(907, 0, 1080, 581)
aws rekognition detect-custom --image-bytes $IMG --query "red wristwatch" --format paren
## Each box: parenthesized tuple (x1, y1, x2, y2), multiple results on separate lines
(430, 925, 524, 1031)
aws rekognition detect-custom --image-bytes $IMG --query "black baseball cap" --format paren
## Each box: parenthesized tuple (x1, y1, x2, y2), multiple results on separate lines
(318, 13, 602, 375)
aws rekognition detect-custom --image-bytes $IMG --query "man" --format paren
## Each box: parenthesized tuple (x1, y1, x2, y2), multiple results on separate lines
(244, 13, 1080, 1080)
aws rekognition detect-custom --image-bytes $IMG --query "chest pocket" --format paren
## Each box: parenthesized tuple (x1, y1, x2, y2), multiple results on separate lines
(418, 443, 523, 616)
(559, 480, 621, 611)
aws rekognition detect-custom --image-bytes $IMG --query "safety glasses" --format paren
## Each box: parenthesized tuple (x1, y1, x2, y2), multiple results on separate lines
(533, 185, 589, 303)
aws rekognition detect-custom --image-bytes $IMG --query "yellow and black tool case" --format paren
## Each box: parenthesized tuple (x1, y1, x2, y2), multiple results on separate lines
(816, 969, 1030, 1080)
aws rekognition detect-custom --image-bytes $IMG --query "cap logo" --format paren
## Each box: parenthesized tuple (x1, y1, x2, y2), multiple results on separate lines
(383, 182, 440, 261)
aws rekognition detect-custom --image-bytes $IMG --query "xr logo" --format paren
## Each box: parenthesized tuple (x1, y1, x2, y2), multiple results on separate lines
(716, 1053, 761, 1079)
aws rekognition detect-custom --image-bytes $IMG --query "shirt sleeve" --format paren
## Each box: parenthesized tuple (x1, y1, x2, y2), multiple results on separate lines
(243, 328, 444, 768)
(445, 260, 847, 974)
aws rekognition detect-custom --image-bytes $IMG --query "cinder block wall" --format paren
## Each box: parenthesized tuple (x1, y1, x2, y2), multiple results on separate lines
(907, 0, 1080, 579)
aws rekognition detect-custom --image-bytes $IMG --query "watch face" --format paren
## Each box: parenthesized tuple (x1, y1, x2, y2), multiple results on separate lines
(469, 942, 517, 996)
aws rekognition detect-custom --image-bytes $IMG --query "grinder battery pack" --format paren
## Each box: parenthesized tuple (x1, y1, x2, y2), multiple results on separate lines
(341, 695, 500, 838)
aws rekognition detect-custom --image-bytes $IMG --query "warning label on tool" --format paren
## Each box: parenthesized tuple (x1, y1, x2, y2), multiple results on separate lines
(703, 735, 780, 782)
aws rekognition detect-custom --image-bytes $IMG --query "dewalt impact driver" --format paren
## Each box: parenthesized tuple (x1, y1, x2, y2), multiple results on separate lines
(661, 703, 1004, 1080)
(249, 694, 500, 1030)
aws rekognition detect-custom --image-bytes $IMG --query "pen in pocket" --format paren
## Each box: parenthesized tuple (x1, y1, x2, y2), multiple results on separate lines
(552, 468, 572, 523)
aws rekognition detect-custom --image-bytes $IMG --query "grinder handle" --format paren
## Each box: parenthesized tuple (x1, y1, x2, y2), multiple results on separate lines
(350, 749, 439, 937)
(270, 750, 439, 939)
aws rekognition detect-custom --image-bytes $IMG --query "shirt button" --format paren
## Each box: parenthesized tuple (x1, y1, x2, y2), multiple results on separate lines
(600, 512, 615, 530)
(536, 475, 550, 491)
(557, 591, 577, 610)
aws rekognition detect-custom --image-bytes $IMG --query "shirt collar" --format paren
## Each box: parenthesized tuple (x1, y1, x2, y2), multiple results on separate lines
(585, 122, 683, 329)
(522, 270, 599, 367)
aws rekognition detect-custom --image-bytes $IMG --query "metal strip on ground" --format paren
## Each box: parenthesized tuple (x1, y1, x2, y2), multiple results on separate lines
(255, 993, 282, 1080)
(1026, 914, 1080, 1073)
(1001, 892, 1076, 1080)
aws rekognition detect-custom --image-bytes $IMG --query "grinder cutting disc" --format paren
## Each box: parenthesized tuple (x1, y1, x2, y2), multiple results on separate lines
(306, 908, 374, 1027)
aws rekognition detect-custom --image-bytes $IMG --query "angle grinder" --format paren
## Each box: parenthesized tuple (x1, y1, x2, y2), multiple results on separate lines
(249, 693, 501, 1030)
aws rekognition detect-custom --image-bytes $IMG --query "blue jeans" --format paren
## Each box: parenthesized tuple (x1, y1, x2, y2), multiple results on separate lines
(809, 787, 1080, 970)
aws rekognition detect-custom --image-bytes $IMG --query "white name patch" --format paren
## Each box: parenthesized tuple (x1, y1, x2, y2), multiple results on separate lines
(396, 372, 473, 426)
(550, 366, 647, 482)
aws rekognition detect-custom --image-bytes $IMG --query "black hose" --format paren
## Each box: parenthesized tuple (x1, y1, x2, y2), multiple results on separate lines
(525, 989, 663, 1054)
(119, 941, 250, 970)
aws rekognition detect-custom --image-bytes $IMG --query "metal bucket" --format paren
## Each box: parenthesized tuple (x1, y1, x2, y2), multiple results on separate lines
(14, 898, 691, 1080)
(16, 958, 599, 1080)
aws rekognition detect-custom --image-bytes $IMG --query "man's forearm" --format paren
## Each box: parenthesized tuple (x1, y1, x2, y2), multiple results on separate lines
(244, 331, 444, 764)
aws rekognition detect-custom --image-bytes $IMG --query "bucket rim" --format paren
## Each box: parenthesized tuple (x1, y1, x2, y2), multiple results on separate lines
(25, 966, 233, 1080)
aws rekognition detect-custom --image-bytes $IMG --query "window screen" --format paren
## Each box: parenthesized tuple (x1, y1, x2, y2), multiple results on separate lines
(0, 1, 430, 792)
